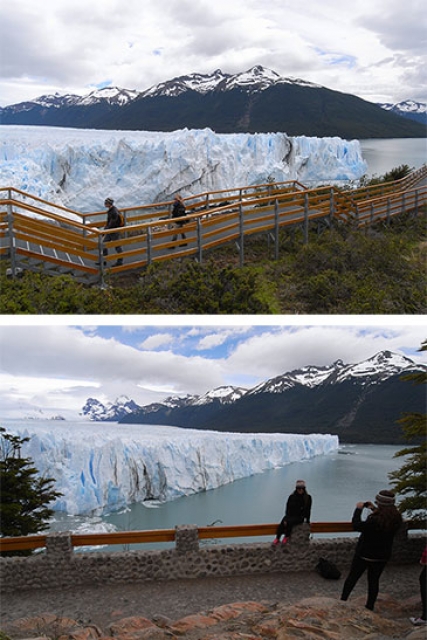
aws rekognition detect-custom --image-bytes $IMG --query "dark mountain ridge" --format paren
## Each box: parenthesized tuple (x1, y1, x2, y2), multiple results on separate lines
(102, 350, 425, 444)
(1, 66, 425, 139)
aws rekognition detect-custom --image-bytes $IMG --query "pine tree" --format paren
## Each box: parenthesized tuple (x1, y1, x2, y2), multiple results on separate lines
(389, 341, 427, 524)
(0, 427, 61, 553)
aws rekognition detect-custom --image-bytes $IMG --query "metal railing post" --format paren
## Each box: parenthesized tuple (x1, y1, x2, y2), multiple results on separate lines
(147, 226, 152, 265)
(274, 199, 279, 260)
(303, 193, 309, 244)
(329, 188, 335, 224)
(414, 190, 419, 216)
(97, 235, 105, 287)
(239, 204, 244, 266)
(7, 198, 17, 277)
(197, 218, 203, 264)
(386, 198, 391, 225)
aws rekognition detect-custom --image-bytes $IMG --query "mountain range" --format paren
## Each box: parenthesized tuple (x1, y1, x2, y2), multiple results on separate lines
(82, 351, 427, 444)
(1, 66, 425, 139)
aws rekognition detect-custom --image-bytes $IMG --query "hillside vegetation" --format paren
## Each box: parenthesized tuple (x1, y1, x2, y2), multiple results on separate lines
(1, 211, 425, 315)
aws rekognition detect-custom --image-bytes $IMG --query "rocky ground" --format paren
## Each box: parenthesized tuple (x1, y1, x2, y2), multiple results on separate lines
(1, 564, 425, 639)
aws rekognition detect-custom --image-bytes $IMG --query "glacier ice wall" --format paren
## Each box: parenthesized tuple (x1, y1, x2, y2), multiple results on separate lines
(0, 125, 367, 212)
(13, 422, 338, 515)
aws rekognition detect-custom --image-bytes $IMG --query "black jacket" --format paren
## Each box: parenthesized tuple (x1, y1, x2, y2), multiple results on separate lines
(285, 490, 312, 523)
(172, 200, 186, 223)
(105, 205, 121, 230)
(352, 507, 402, 561)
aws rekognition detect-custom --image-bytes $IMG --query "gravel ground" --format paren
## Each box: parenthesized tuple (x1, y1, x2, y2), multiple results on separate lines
(0, 564, 421, 633)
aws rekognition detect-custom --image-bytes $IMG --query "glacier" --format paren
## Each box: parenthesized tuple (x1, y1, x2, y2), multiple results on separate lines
(8, 421, 338, 516)
(0, 125, 367, 213)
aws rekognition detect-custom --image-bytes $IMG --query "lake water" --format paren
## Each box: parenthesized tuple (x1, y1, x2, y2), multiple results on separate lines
(359, 138, 426, 178)
(48, 443, 404, 549)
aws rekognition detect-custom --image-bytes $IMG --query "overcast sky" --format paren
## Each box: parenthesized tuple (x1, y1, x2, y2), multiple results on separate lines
(0, 320, 425, 418)
(1, 0, 426, 108)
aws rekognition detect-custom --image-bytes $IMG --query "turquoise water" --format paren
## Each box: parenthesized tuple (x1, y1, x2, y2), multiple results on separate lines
(48, 443, 403, 549)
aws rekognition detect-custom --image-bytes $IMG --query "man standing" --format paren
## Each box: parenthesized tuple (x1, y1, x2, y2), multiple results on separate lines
(102, 197, 123, 266)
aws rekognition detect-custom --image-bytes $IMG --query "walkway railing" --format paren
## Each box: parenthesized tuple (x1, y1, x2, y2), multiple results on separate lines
(1, 165, 426, 285)
(0, 519, 422, 553)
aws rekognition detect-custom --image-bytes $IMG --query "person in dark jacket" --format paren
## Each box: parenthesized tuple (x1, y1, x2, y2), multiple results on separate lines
(102, 197, 123, 266)
(171, 194, 187, 246)
(340, 489, 402, 611)
(273, 479, 312, 545)
(410, 546, 427, 626)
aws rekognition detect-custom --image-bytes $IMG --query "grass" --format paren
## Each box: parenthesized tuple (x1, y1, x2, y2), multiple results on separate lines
(0, 211, 426, 315)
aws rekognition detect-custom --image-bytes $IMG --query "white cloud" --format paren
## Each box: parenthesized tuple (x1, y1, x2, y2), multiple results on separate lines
(0, 323, 425, 418)
(1, 0, 425, 106)
(139, 333, 175, 350)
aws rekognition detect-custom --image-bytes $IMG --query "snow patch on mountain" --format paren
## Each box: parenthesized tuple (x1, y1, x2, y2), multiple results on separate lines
(193, 386, 248, 406)
(379, 100, 426, 115)
(81, 396, 140, 421)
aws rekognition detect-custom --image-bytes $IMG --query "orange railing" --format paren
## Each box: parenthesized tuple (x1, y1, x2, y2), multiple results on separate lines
(1, 520, 422, 553)
(1, 165, 426, 283)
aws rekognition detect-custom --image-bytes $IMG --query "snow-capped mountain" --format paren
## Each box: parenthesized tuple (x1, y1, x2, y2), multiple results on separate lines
(7, 87, 140, 113)
(78, 87, 140, 107)
(81, 395, 140, 422)
(1, 66, 424, 139)
(192, 386, 248, 406)
(141, 65, 320, 98)
(248, 362, 346, 394)
(378, 100, 427, 125)
(117, 351, 426, 444)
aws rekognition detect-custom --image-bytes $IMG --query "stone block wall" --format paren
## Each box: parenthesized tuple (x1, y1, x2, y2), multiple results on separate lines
(0, 523, 424, 593)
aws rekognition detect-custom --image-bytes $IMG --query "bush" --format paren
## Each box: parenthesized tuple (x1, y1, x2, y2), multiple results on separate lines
(0, 212, 425, 314)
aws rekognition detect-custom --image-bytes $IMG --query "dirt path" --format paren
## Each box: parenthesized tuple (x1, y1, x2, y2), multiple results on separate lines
(1, 564, 420, 635)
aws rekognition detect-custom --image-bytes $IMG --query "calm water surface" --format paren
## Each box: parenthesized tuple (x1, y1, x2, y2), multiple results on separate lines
(359, 138, 426, 178)
(49, 444, 403, 549)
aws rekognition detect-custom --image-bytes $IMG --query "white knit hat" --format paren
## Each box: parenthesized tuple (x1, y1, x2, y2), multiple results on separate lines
(375, 490, 396, 506)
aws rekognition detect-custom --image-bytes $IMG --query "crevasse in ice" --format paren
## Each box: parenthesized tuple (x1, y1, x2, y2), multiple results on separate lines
(0, 125, 367, 213)
(14, 422, 338, 515)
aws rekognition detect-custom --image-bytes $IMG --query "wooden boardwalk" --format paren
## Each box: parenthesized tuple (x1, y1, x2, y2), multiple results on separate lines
(1, 165, 426, 285)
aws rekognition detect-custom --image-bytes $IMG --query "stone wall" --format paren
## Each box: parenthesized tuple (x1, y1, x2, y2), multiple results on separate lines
(1, 523, 425, 593)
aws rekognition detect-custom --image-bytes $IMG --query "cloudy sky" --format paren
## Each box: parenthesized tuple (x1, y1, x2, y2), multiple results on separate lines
(0, 319, 425, 418)
(1, 0, 426, 108)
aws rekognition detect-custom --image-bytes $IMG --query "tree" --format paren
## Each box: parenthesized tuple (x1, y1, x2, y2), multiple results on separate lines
(389, 340, 427, 523)
(0, 427, 61, 552)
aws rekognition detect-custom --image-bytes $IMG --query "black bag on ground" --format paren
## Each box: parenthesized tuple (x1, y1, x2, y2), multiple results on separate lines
(315, 557, 341, 579)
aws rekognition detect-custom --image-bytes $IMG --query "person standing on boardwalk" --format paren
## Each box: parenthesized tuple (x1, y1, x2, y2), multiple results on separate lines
(273, 480, 312, 545)
(102, 197, 123, 266)
(340, 490, 402, 611)
(171, 194, 187, 246)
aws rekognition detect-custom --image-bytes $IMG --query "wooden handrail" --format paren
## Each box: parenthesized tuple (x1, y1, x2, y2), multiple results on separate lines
(1, 520, 423, 552)
(2, 164, 426, 282)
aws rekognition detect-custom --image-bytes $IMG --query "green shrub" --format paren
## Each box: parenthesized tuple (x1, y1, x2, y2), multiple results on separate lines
(0, 212, 425, 314)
